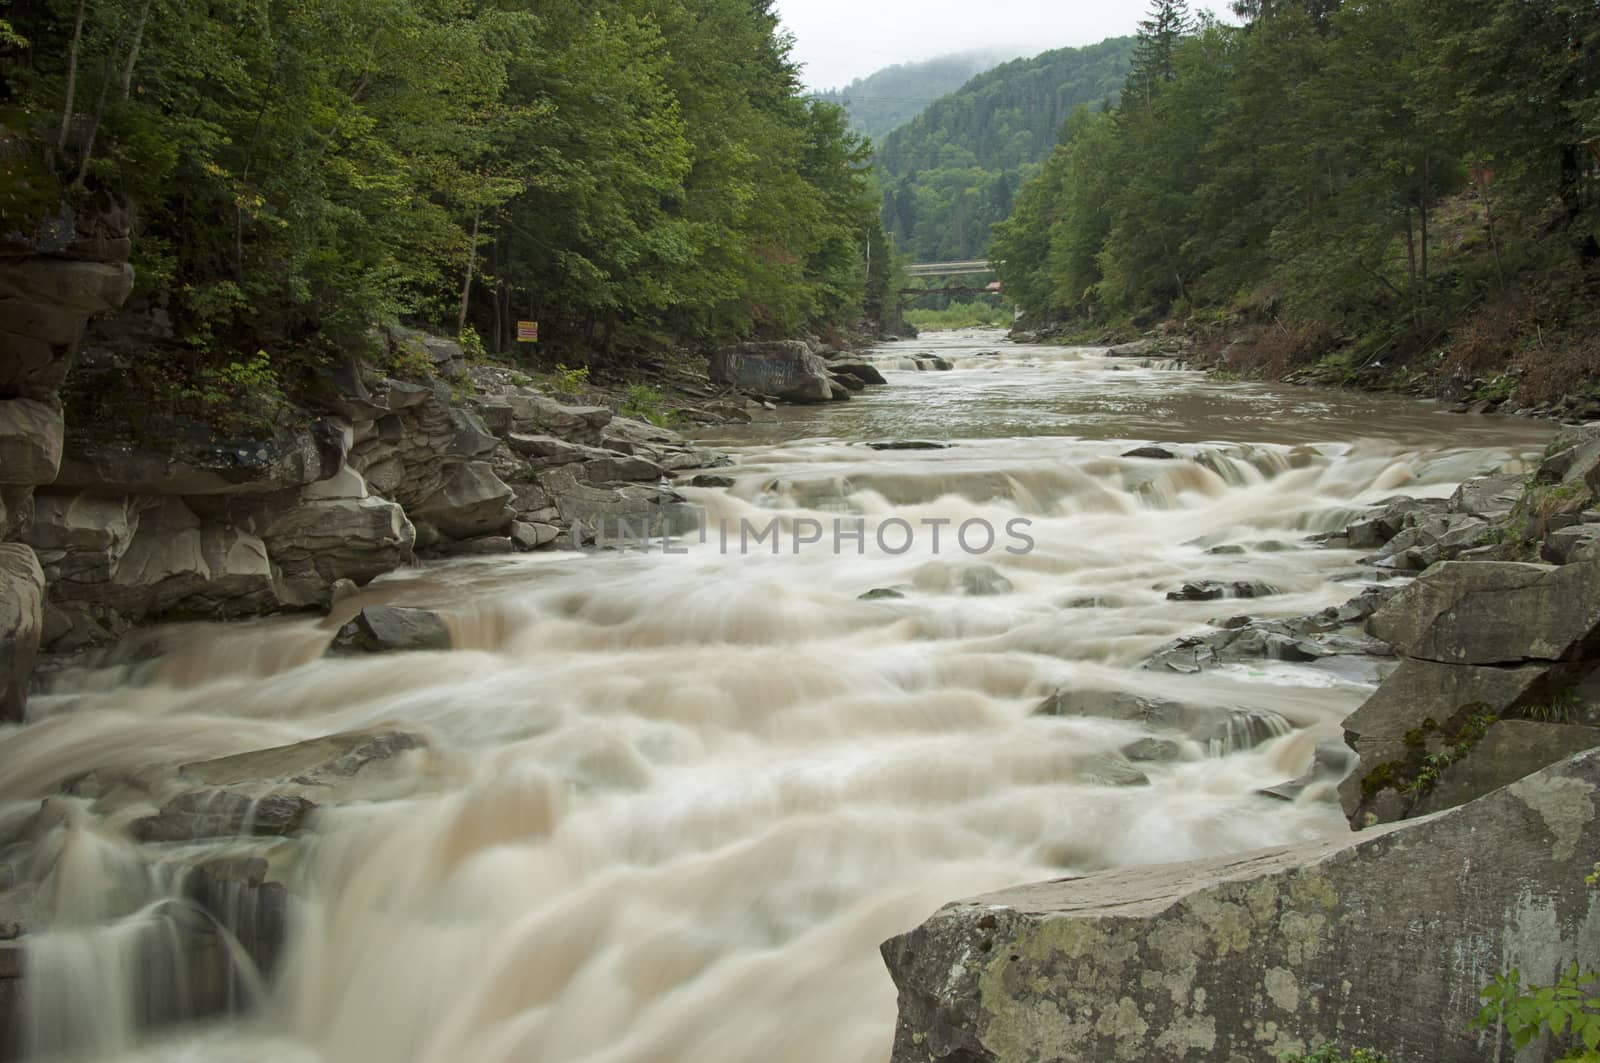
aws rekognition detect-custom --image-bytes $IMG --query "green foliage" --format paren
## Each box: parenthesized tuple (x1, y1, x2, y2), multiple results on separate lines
(993, 0, 1600, 380)
(620, 383, 674, 427)
(1521, 693, 1582, 725)
(877, 38, 1135, 263)
(458, 327, 487, 364)
(812, 51, 1010, 141)
(553, 364, 590, 396)
(5, 0, 883, 389)
(175, 351, 288, 436)
(1281, 1046, 1391, 1063)
(1474, 966, 1600, 1060)
(904, 302, 1012, 330)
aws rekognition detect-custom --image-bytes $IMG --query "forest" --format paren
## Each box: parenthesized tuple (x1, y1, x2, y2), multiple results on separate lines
(810, 50, 1011, 142)
(991, 0, 1600, 404)
(876, 37, 1133, 263)
(0, 0, 891, 375)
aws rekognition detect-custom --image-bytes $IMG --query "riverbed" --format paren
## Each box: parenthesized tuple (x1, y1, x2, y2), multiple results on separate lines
(1, 329, 1555, 1062)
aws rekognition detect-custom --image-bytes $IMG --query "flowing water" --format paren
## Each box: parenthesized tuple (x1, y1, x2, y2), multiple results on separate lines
(0, 330, 1556, 1062)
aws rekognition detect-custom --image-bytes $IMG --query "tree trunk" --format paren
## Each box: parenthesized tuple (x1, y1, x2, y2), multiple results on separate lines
(57, 0, 89, 153)
(1402, 199, 1418, 327)
(72, 58, 115, 188)
(1419, 154, 1430, 312)
(119, 0, 153, 100)
(457, 206, 481, 335)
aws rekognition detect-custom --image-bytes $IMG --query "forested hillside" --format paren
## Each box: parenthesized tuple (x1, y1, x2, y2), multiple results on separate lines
(811, 51, 1009, 142)
(992, 0, 1600, 408)
(0, 0, 886, 377)
(876, 37, 1134, 263)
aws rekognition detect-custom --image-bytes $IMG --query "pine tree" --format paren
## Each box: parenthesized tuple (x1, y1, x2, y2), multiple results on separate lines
(1128, 0, 1194, 106)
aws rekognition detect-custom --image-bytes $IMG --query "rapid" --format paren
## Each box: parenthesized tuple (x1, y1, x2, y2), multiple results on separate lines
(0, 330, 1556, 1062)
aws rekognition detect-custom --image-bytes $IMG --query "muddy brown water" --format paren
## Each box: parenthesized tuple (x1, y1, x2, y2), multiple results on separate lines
(0, 329, 1555, 1061)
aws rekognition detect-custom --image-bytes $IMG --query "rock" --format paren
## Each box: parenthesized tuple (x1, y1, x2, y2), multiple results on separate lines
(1345, 496, 1449, 550)
(709, 341, 834, 404)
(1120, 445, 1178, 460)
(881, 748, 1600, 1063)
(258, 489, 415, 607)
(1542, 524, 1600, 565)
(0, 398, 64, 484)
(1412, 720, 1600, 817)
(1104, 339, 1157, 357)
(867, 440, 951, 451)
(578, 453, 666, 485)
(1363, 513, 1488, 571)
(336, 606, 451, 653)
(511, 521, 559, 550)
(1121, 738, 1187, 763)
(687, 474, 736, 488)
(1165, 580, 1278, 602)
(828, 361, 888, 386)
(826, 379, 852, 401)
(53, 419, 347, 496)
(859, 587, 908, 601)
(410, 461, 514, 542)
(542, 468, 699, 547)
(131, 790, 317, 842)
(0, 545, 45, 723)
(1536, 423, 1600, 495)
(184, 856, 289, 978)
(830, 371, 865, 392)
(1368, 560, 1600, 665)
(428, 535, 514, 556)
(504, 394, 612, 445)
(1035, 690, 1226, 742)
(1448, 474, 1525, 519)
(506, 433, 595, 469)
(181, 730, 426, 792)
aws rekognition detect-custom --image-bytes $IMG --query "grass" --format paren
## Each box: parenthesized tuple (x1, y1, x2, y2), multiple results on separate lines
(904, 301, 1013, 331)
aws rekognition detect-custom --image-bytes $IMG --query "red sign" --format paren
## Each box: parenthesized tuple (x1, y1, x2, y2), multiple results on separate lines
(516, 321, 538, 343)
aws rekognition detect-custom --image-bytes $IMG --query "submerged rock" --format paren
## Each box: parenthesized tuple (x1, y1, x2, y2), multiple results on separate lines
(882, 748, 1600, 1063)
(131, 790, 316, 842)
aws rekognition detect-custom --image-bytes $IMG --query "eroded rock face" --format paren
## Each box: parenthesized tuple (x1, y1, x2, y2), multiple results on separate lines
(882, 748, 1600, 1063)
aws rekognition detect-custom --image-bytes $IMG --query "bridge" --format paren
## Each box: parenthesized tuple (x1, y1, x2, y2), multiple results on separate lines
(904, 259, 996, 278)
(900, 260, 1002, 300)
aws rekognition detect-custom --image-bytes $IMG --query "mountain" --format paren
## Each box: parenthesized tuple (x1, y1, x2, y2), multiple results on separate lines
(811, 51, 1014, 142)
(877, 37, 1135, 263)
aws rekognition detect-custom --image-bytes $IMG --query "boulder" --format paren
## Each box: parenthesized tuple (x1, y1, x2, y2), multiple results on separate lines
(0, 545, 45, 723)
(1345, 496, 1449, 550)
(1165, 580, 1278, 602)
(1121, 445, 1178, 460)
(259, 487, 416, 607)
(828, 361, 888, 386)
(1448, 474, 1525, 519)
(1368, 560, 1600, 665)
(1542, 524, 1600, 565)
(335, 606, 451, 653)
(709, 341, 834, 404)
(867, 440, 951, 451)
(882, 748, 1600, 1063)
(0, 398, 64, 485)
(409, 461, 514, 542)
(510, 521, 559, 550)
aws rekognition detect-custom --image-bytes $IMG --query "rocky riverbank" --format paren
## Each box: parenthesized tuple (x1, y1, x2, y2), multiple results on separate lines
(0, 209, 906, 728)
(883, 425, 1600, 1062)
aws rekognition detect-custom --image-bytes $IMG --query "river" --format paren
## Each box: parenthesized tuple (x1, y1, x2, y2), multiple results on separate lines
(0, 329, 1556, 1062)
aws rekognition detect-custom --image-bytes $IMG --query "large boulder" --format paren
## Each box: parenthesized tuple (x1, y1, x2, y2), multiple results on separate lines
(709, 341, 834, 404)
(409, 460, 514, 544)
(1368, 560, 1600, 665)
(334, 605, 450, 653)
(503, 394, 612, 446)
(0, 545, 44, 723)
(258, 486, 416, 607)
(882, 748, 1600, 1063)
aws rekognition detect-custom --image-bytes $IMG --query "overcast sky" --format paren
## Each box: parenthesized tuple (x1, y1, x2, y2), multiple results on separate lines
(777, 0, 1196, 90)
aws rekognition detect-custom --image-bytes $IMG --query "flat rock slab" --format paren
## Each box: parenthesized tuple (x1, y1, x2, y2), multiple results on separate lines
(180, 729, 426, 791)
(1369, 560, 1600, 664)
(883, 748, 1600, 1063)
